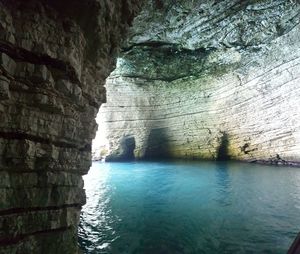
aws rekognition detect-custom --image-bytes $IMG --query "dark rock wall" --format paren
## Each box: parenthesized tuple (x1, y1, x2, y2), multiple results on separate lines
(0, 0, 142, 253)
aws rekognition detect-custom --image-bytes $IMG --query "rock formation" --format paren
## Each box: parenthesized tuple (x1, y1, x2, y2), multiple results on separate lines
(1, 0, 300, 253)
(0, 0, 142, 253)
(96, 0, 300, 165)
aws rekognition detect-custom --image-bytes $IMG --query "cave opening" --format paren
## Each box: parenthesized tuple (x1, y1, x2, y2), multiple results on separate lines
(84, 0, 300, 253)
(216, 132, 230, 161)
(92, 109, 110, 161)
(1, 0, 300, 254)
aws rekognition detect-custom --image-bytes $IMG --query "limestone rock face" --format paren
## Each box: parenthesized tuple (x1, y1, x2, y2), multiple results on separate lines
(0, 0, 142, 253)
(98, 0, 300, 165)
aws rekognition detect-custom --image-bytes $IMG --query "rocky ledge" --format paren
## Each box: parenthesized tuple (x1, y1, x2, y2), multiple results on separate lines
(94, 0, 300, 165)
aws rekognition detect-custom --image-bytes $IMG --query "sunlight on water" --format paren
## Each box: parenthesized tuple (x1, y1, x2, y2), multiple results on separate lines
(78, 161, 300, 254)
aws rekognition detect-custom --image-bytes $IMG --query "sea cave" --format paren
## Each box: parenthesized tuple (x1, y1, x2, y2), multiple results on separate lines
(0, 0, 300, 253)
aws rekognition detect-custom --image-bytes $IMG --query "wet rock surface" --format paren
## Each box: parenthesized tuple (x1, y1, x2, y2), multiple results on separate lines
(0, 0, 142, 253)
(97, 0, 300, 164)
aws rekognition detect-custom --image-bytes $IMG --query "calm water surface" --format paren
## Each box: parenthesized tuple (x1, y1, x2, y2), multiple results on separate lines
(78, 161, 300, 254)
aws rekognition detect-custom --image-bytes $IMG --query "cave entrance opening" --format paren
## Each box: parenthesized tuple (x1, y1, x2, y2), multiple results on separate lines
(92, 108, 110, 161)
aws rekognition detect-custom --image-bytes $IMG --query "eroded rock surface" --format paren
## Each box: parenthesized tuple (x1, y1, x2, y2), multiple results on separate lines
(97, 0, 300, 164)
(0, 0, 142, 253)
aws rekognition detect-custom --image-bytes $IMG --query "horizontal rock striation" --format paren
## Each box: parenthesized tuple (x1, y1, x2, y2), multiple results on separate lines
(97, 0, 300, 165)
(0, 0, 142, 253)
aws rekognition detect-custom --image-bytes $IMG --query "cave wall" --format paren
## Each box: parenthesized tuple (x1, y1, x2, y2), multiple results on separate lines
(0, 0, 142, 253)
(97, 0, 300, 165)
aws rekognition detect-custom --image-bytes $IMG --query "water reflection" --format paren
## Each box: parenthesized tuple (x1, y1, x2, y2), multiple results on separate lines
(78, 163, 117, 253)
(79, 161, 300, 254)
(215, 162, 232, 207)
(289, 169, 300, 210)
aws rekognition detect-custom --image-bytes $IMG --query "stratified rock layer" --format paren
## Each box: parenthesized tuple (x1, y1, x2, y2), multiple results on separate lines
(98, 0, 300, 164)
(0, 0, 142, 253)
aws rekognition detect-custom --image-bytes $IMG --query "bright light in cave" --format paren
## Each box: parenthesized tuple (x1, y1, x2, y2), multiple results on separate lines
(92, 108, 109, 161)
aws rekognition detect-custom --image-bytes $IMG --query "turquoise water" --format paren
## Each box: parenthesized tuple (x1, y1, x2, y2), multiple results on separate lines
(78, 161, 300, 254)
